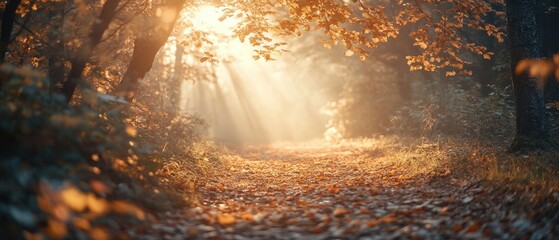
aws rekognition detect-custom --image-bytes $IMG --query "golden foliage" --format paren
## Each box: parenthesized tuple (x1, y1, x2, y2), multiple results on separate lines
(211, 0, 504, 73)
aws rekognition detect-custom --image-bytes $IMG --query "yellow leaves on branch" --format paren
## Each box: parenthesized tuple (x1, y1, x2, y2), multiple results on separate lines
(483, 52, 494, 60)
(199, 0, 504, 73)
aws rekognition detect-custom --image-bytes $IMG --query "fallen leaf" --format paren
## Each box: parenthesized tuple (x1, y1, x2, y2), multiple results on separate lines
(466, 222, 481, 233)
(111, 201, 145, 220)
(310, 224, 328, 233)
(240, 213, 254, 222)
(453, 224, 464, 233)
(201, 214, 215, 224)
(90, 227, 109, 240)
(45, 219, 67, 238)
(366, 219, 382, 227)
(328, 186, 340, 194)
(72, 217, 91, 231)
(333, 208, 347, 217)
(90, 181, 109, 194)
(217, 214, 236, 225)
(441, 207, 449, 215)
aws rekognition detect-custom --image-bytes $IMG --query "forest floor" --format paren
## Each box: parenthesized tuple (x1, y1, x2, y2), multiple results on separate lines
(131, 138, 559, 239)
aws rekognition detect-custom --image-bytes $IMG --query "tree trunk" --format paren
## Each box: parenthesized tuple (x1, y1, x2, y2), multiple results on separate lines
(395, 72, 412, 102)
(540, 0, 559, 102)
(48, 1, 66, 92)
(0, 0, 22, 64)
(116, 38, 165, 101)
(59, 0, 120, 102)
(506, 0, 554, 152)
(168, 42, 184, 111)
(114, 0, 187, 101)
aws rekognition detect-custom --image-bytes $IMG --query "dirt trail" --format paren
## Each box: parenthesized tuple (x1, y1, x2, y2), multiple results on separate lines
(134, 142, 558, 239)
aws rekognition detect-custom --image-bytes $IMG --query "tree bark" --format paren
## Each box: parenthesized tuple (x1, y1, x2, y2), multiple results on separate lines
(168, 42, 184, 111)
(0, 0, 22, 64)
(114, 0, 187, 101)
(506, 0, 554, 152)
(60, 0, 120, 102)
(48, 2, 66, 92)
(540, 0, 559, 102)
(116, 37, 165, 101)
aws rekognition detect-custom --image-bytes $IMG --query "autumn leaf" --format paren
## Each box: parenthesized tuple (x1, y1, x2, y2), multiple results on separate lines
(46, 219, 67, 238)
(217, 214, 236, 225)
(328, 185, 340, 194)
(240, 213, 254, 222)
(72, 217, 91, 231)
(111, 201, 145, 220)
(61, 186, 87, 212)
(333, 207, 347, 217)
(125, 125, 137, 137)
(87, 194, 109, 215)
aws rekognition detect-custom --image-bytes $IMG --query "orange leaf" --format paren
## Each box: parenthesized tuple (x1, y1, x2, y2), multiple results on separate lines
(366, 219, 382, 227)
(333, 208, 347, 217)
(310, 224, 328, 233)
(61, 186, 87, 212)
(466, 222, 481, 233)
(381, 214, 396, 223)
(87, 194, 109, 215)
(217, 214, 236, 225)
(453, 224, 464, 233)
(441, 207, 449, 215)
(46, 219, 68, 238)
(111, 201, 145, 220)
(328, 186, 340, 194)
(90, 180, 109, 194)
(240, 213, 254, 222)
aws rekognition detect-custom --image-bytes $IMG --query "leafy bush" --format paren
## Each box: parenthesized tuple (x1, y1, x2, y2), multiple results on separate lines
(0, 64, 142, 238)
(128, 90, 222, 207)
(390, 81, 515, 141)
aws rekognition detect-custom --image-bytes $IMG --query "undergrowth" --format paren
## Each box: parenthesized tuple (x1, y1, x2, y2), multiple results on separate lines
(350, 136, 559, 206)
(0, 64, 222, 238)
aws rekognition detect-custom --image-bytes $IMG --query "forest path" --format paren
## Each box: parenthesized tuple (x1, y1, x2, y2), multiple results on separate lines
(135, 141, 553, 239)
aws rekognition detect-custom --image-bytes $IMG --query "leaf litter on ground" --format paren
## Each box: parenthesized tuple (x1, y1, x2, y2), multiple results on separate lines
(131, 139, 559, 239)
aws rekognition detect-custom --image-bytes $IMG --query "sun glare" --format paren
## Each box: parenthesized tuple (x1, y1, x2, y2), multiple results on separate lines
(175, 5, 331, 143)
(188, 6, 238, 35)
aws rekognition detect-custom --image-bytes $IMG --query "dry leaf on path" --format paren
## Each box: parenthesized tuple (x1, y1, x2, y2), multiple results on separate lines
(217, 214, 236, 225)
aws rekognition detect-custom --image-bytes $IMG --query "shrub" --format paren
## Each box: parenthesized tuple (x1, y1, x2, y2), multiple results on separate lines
(0, 64, 141, 238)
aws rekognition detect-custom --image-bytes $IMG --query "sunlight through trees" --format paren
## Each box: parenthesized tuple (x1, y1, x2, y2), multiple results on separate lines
(1, 0, 559, 238)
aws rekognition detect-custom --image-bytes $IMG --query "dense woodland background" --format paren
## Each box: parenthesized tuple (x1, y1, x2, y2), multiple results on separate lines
(1, 0, 559, 238)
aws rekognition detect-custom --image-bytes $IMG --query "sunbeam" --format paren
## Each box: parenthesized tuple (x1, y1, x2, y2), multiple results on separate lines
(181, 38, 329, 143)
